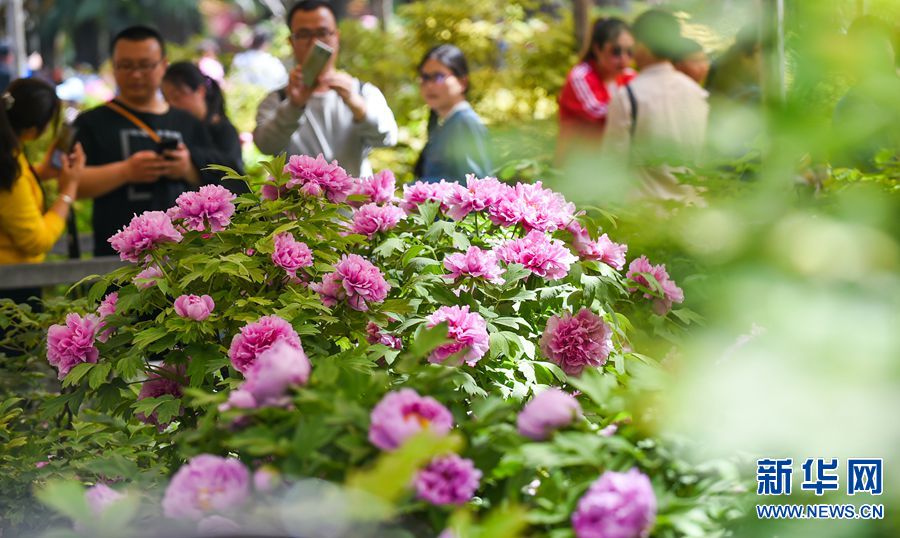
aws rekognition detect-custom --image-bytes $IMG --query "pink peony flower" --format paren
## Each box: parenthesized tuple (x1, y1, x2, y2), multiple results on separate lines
(425, 305, 490, 366)
(540, 308, 613, 376)
(260, 176, 284, 201)
(161, 455, 250, 520)
(228, 315, 303, 373)
(488, 181, 575, 232)
(108, 211, 183, 263)
(446, 175, 511, 220)
(253, 467, 280, 492)
(309, 272, 344, 308)
(568, 222, 628, 270)
(46, 313, 101, 379)
(166, 184, 236, 232)
(352, 169, 397, 205)
(443, 246, 504, 284)
(221, 340, 310, 410)
(312, 254, 389, 312)
(415, 454, 482, 506)
(401, 180, 464, 213)
(133, 265, 164, 289)
(85, 484, 124, 517)
(517, 388, 583, 440)
(495, 230, 578, 281)
(369, 389, 454, 451)
(96, 292, 118, 343)
(572, 468, 657, 538)
(366, 322, 403, 350)
(283, 154, 354, 203)
(349, 203, 406, 238)
(173, 294, 215, 321)
(137, 364, 185, 427)
(626, 256, 684, 315)
(272, 232, 313, 278)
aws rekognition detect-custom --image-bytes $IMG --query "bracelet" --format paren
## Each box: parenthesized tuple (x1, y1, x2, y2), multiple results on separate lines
(60, 194, 74, 205)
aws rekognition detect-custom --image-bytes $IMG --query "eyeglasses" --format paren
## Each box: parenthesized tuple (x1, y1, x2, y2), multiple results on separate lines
(113, 60, 162, 73)
(611, 46, 634, 58)
(291, 29, 336, 41)
(418, 72, 450, 84)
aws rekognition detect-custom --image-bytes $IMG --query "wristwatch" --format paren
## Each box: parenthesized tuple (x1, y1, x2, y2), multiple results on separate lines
(60, 193, 75, 205)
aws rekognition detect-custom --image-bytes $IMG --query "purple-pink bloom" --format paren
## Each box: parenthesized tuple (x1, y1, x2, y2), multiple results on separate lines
(488, 181, 575, 232)
(415, 454, 482, 506)
(626, 256, 684, 315)
(228, 315, 303, 373)
(46, 313, 100, 379)
(173, 294, 215, 321)
(272, 232, 313, 278)
(446, 175, 511, 220)
(253, 467, 280, 492)
(349, 203, 406, 238)
(85, 484, 124, 517)
(368, 389, 454, 451)
(426, 305, 490, 367)
(352, 169, 397, 205)
(540, 308, 613, 376)
(572, 468, 657, 538)
(313, 254, 390, 312)
(96, 292, 118, 343)
(222, 340, 310, 410)
(283, 154, 354, 203)
(517, 388, 583, 440)
(260, 176, 284, 201)
(137, 364, 185, 427)
(161, 455, 250, 520)
(366, 322, 403, 350)
(108, 211, 183, 263)
(166, 184, 236, 232)
(309, 272, 344, 308)
(401, 180, 464, 213)
(133, 265, 164, 289)
(568, 222, 628, 270)
(495, 230, 578, 281)
(443, 246, 504, 284)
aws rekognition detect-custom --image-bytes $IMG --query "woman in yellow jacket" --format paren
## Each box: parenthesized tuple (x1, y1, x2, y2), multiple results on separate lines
(0, 78, 84, 304)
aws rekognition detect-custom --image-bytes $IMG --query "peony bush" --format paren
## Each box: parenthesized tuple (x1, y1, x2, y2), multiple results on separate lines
(4, 154, 745, 537)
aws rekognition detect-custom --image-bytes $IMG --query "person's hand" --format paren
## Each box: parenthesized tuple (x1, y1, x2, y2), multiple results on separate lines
(57, 143, 85, 196)
(286, 65, 315, 108)
(126, 150, 167, 183)
(321, 71, 366, 120)
(160, 143, 195, 180)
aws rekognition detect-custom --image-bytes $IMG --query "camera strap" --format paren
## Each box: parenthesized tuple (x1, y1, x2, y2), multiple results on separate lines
(105, 100, 161, 143)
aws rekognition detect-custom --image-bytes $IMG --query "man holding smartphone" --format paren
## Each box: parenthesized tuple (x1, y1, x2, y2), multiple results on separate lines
(73, 26, 214, 257)
(254, 0, 398, 177)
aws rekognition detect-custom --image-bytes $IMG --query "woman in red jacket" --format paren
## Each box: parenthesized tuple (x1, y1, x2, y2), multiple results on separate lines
(557, 17, 636, 160)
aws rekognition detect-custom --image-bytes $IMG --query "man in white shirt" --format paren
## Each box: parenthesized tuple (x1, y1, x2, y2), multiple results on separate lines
(603, 9, 708, 203)
(253, 0, 398, 177)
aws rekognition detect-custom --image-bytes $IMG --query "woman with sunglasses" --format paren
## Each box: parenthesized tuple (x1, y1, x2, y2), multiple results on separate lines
(557, 17, 636, 160)
(413, 44, 491, 183)
(0, 78, 84, 303)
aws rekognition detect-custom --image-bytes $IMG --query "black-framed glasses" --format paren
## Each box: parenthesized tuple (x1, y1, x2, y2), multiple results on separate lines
(418, 72, 450, 84)
(291, 28, 336, 41)
(611, 46, 634, 58)
(113, 60, 162, 73)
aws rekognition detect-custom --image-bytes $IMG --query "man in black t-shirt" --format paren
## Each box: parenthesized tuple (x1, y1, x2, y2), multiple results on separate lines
(75, 26, 213, 257)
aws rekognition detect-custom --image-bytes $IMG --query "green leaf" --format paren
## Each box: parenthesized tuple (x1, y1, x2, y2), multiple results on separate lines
(293, 415, 337, 459)
(35, 480, 89, 521)
(132, 326, 169, 349)
(88, 362, 112, 390)
(373, 237, 406, 258)
(62, 362, 95, 387)
(407, 323, 449, 360)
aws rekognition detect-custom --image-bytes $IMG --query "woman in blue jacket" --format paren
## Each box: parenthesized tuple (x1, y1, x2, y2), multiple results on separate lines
(413, 45, 491, 182)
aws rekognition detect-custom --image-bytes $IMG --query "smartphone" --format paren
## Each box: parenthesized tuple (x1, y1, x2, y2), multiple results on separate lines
(156, 136, 180, 156)
(51, 124, 78, 169)
(302, 40, 334, 87)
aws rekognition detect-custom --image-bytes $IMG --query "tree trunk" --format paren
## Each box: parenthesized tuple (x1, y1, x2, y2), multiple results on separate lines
(573, 0, 591, 52)
(372, 0, 393, 31)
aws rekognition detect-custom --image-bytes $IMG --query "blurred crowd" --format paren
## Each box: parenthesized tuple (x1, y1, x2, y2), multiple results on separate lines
(1, 1, 898, 304)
